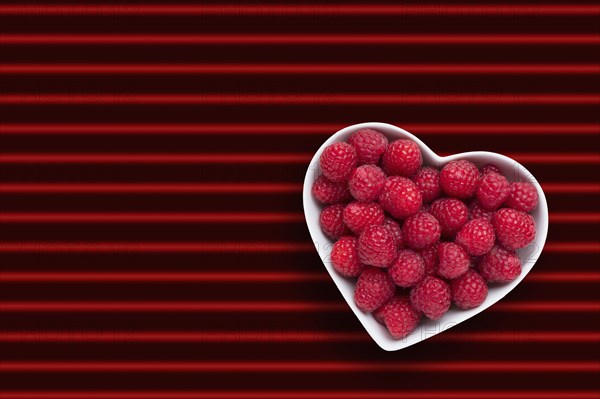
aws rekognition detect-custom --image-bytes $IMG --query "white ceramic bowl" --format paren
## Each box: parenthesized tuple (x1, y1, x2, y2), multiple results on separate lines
(303, 122, 549, 351)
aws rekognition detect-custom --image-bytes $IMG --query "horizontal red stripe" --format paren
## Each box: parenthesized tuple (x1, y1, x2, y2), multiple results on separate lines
(541, 183, 600, 194)
(3, 63, 597, 74)
(495, 302, 599, 312)
(529, 272, 600, 282)
(497, 153, 600, 164)
(0, 242, 596, 253)
(0, 123, 597, 135)
(550, 213, 600, 223)
(2, 35, 599, 46)
(0, 183, 302, 194)
(1, 4, 598, 16)
(0, 183, 596, 194)
(0, 330, 366, 343)
(0, 301, 595, 313)
(0, 212, 595, 224)
(436, 331, 600, 343)
(1, 93, 597, 105)
(543, 242, 600, 253)
(0, 242, 315, 253)
(0, 272, 596, 283)
(0, 271, 325, 283)
(0, 330, 596, 344)
(1, 152, 597, 164)
(0, 361, 596, 373)
(0, 301, 345, 312)
(0, 212, 304, 223)
(0, 391, 597, 399)
(0, 153, 312, 164)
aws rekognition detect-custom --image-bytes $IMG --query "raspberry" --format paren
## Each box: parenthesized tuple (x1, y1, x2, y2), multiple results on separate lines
(410, 276, 451, 320)
(381, 139, 423, 177)
(343, 201, 385, 235)
(402, 211, 441, 250)
(481, 164, 501, 175)
(330, 236, 364, 277)
(492, 208, 536, 250)
(450, 270, 488, 309)
(373, 303, 388, 324)
(383, 217, 404, 248)
(430, 198, 469, 237)
(437, 242, 470, 279)
(358, 225, 397, 268)
(413, 167, 442, 203)
(476, 172, 510, 210)
(319, 142, 357, 182)
(319, 204, 349, 240)
(440, 160, 480, 199)
(505, 182, 539, 213)
(312, 175, 351, 204)
(419, 242, 439, 275)
(455, 219, 495, 256)
(347, 128, 388, 165)
(378, 176, 423, 219)
(354, 267, 395, 312)
(389, 249, 425, 287)
(382, 296, 421, 339)
(468, 199, 493, 222)
(348, 164, 386, 202)
(480, 245, 521, 283)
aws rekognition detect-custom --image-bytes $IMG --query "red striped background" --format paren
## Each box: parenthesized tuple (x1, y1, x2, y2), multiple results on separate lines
(0, 0, 599, 397)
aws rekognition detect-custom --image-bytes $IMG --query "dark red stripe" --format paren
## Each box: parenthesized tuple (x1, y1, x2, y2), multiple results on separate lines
(496, 153, 600, 164)
(0, 183, 302, 194)
(0, 153, 312, 164)
(530, 272, 600, 282)
(0, 301, 596, 313)
(0, 212, 595, 224)
(464, 153, 600, 164)
(0, 271, 325, 283)
(0, 153, 597, 164)
(543, 242, 600, 253)
(1, 93, 597, 105)
(0, 242, 315, 253)
(0, 391, 598, 399)
(0, 212, 304, 223)
(2, 35, 599, 46)
(2, 63, 597, 74)
(0, 301, 345, 312)
(0, 330, 597, 343)
(0, 182, 597, 194)
(436, 332, 600, 343)
(495, 302, 599, 312)
(1, 4, 598, 16)
(541, 183, 600, 194)
(0, 123, 597, 135)
(0, 361, 596, 372)
(550, 213, 600, 223)
(0, 242, 597, 253)
(0, 272, 597, 283)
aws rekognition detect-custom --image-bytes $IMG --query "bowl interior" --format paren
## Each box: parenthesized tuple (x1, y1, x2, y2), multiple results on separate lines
(303, 122, 549, 351)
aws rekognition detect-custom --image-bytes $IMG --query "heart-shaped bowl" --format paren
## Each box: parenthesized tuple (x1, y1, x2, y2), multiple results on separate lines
(303, 122, 549, 351)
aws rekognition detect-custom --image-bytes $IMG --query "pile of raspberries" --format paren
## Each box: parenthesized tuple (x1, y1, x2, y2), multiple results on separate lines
(313, 128, 538, 339)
